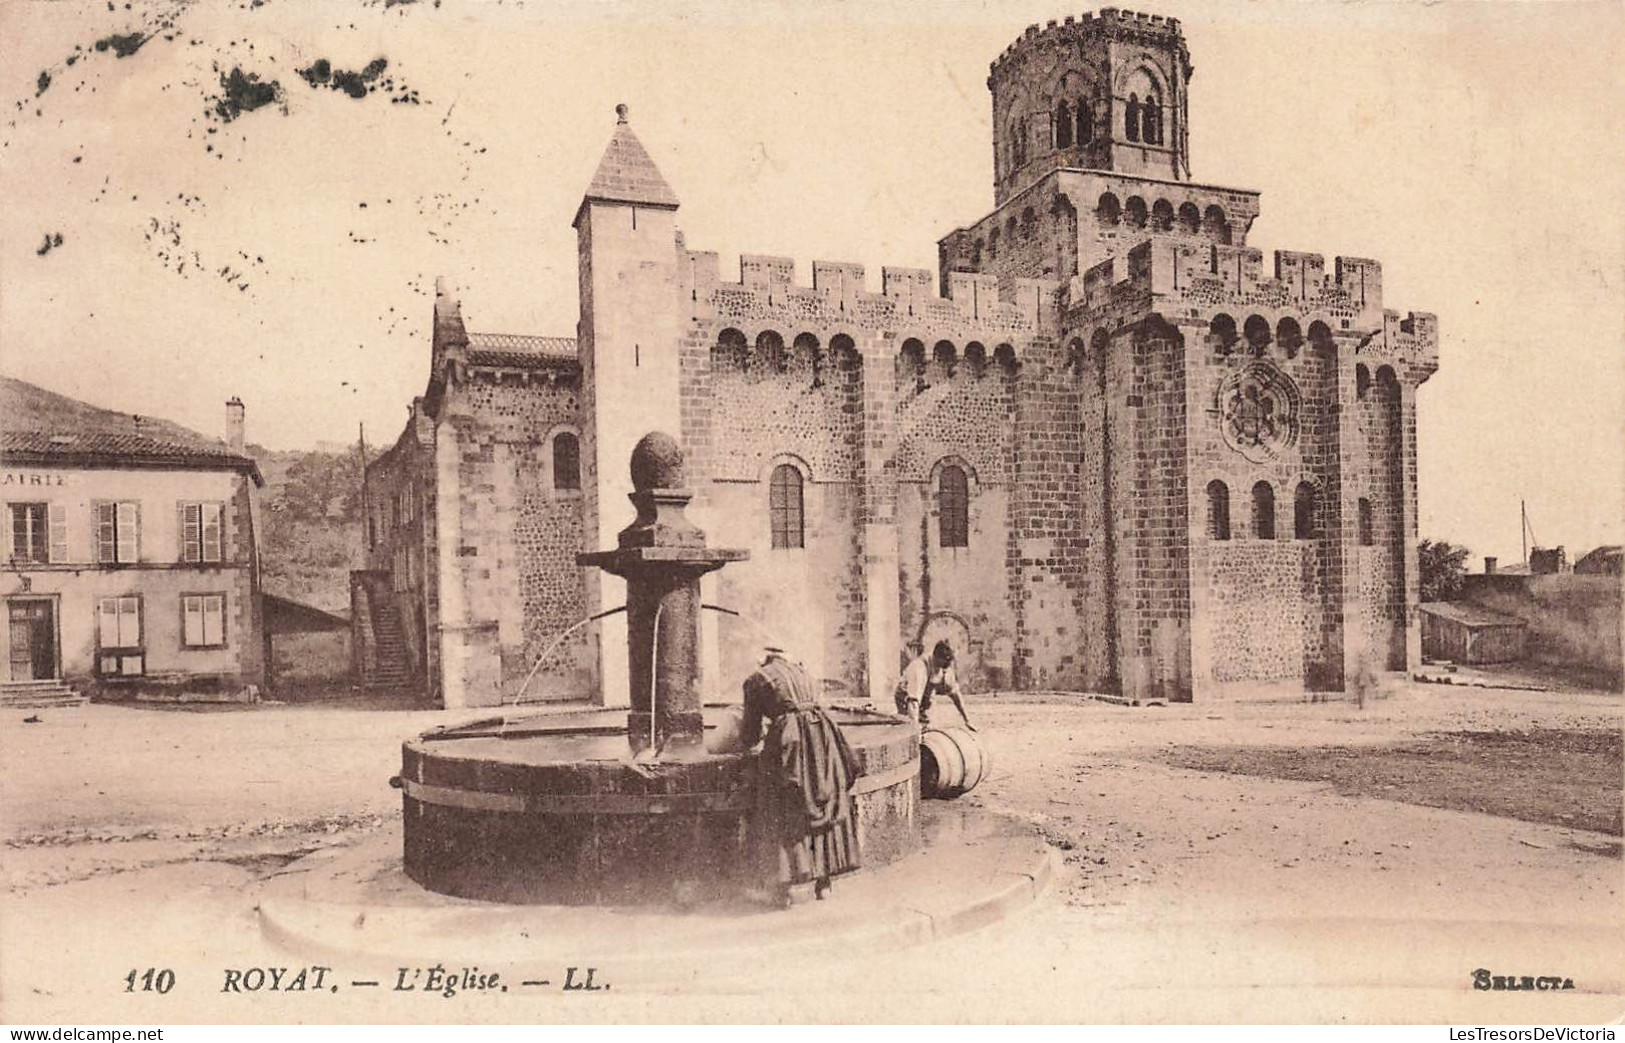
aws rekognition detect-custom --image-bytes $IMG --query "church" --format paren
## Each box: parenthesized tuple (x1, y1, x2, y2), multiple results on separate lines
(356, 7, 1438, 709)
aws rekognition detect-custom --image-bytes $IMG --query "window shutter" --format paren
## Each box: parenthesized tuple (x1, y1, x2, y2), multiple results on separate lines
(97, 503, 116, 563)
(48, 504, 67, 562)
(181, 503, 198, 563)
(205, 595, 224, 645)
(202, 504, 222, 563)
(119, 596, 141, 645)
(7, 506, 18, 563)
(183, 596, 204, 646)
(98, 598, 119, 646)
(116, 502, 139, 563)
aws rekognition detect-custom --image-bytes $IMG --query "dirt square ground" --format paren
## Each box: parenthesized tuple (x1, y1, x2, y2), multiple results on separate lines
(1, 678, 1619, 1023)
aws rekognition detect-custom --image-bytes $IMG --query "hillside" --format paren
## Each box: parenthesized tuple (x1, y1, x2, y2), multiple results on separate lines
(1, 375, 223, 447)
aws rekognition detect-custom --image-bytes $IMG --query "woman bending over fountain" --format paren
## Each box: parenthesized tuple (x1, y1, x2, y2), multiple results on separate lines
(737, 648, 862, 907)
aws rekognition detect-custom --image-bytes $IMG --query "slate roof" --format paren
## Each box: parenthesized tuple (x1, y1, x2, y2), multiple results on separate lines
(578, 110, 680, 213)
(0, 430, 263, 484)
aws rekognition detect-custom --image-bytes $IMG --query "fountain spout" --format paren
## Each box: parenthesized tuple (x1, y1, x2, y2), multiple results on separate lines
(578, 432, 747, 757)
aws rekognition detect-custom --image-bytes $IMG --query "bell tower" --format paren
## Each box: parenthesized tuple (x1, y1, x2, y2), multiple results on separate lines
(989, 8, 1192, 206)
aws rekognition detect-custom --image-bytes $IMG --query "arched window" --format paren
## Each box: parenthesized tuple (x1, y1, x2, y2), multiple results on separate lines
(1097, 192, 1121, 227)
(1294, 482, 1318, 540)
(1077, 98, 1093, 143)
(1252, 482, 1276, 540)
(1203, 204, 1230, 243)
(1125, 197, 1148, 229)
(1209, 313, 1238, 354)
(938, 465, 969, 549)
(1358, 497, 1374, 546)
(769, 465, 804, 549)
(1243, 315, 1272, 355)
(1206, 480, 1231, 541)
(1177, 202, 1201, 233)
(1141, 93, 1161, 144)
(1125, 95, 1141, 142)
(1356, 363, 1371, 400)
(1054, 101, 1073, 148)
(552, 432, 580, 491)
(1152, 199, 1174, 232)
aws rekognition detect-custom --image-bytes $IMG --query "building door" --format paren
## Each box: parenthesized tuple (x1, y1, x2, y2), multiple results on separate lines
(8, 600, 57, 681)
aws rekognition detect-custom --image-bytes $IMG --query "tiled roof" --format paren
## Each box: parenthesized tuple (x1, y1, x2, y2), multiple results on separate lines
(0, 430, 262, 482)
(580, 112, 680, 211)
(465, 332, 577, 356)
(464, 332, 578, 370)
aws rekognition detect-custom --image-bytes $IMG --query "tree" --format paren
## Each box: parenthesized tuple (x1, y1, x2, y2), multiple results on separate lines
(1419, 538, 1471, 602)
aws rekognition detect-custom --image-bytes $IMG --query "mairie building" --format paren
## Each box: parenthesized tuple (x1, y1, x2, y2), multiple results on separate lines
(359, 8, 1438, 709)
(1, 395, 267, 706)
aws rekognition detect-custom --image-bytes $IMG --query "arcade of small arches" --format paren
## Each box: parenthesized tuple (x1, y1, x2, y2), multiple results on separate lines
(711, 328, 861, 386)
(897, 338, 1020, 385)
(1204, 478, 1330, 544)
(1354, 361, 1402, 402)
(970, 196, 1076, 267)
(1096, 192, 1231, 243)
(1205, 313, 1331, 360)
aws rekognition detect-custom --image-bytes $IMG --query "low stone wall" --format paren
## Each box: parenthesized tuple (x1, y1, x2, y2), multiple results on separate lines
(1460, 574, 1623, 688)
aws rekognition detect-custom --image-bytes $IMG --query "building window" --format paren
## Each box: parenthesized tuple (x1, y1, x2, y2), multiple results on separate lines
(769, 464, 804, 549)
(938, 465, 970, 549)
(1054, 101, 1073, 148)
(1358, 497, 1375, 546)
(9, 502, 51, 564)
(1076, 98, 1093, 143)
(181, 593, 226, 648)
(1252, 482, 1276, 540)
(1141, 93, 1162, 144)
(96, 595, 144, 675)
(1206, 480, 1231, 541)
(1126, 95, 1141, 142)
(1295, 482, 1318, 540)
(96, 502, 140, 564)
(180, 503, 224, 563)
(554, 432, 581, 491)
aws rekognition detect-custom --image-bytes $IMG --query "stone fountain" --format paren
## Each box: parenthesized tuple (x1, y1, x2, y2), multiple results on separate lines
(396, 432, 921, 905)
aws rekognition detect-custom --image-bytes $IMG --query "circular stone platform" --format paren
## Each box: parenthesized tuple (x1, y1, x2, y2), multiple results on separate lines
(257, 802, 1055, 983)
(397, 704, 920, 905)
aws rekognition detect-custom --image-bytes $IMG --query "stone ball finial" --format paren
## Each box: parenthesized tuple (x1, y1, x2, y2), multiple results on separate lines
(630, 431, 684, 491)
(615, 102, 629, 124)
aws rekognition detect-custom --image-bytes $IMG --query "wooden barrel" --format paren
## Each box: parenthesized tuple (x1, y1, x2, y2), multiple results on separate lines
(919, 727, 989, 799)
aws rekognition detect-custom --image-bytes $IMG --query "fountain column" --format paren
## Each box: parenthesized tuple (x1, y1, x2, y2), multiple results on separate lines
(578, 431, 746, 756)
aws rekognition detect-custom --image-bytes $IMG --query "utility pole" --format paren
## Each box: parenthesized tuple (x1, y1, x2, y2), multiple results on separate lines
(358, 421, 371, 555)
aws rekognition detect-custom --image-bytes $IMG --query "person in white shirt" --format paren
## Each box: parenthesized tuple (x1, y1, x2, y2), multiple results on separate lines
(894, 640, 975, 731)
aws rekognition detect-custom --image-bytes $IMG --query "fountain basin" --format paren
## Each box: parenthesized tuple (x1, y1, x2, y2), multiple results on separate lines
(399, 704, 920, 904)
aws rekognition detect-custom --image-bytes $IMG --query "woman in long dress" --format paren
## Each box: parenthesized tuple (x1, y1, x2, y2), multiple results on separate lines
(738, 650, 862, 906)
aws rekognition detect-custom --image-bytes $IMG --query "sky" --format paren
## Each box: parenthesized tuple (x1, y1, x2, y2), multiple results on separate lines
(2, 0, 1622, 567)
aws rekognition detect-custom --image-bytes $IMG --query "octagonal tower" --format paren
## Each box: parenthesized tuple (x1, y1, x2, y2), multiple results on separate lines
(990, 8, 1192, 206)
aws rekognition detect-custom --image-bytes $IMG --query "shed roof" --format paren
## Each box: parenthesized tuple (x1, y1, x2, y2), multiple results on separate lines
(1419, 602, 1527, 629)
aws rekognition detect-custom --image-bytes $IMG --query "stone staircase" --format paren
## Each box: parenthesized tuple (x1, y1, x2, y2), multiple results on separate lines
(364, 600, 414, 690)
(1, 679, 86, 709)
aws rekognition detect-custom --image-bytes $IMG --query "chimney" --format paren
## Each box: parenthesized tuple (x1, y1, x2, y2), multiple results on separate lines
(225, 397, 245, 453)
(1484, 556, 1498, 575)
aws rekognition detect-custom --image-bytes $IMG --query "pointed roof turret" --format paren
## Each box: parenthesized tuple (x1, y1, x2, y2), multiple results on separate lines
(575, 104, 679, 224)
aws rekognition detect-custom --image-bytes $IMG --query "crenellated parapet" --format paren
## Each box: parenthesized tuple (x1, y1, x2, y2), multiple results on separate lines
(681, 247, 1061, 354)
(990, 9, 1188, 79)
(1064, 238, 1436, 383)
